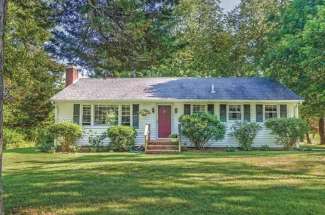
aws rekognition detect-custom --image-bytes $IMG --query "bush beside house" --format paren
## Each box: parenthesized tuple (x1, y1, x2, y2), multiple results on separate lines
(231, 122, 261, 151)
(107, 126, 136, 151)
(179, 113, 225, 149)
(48, 122, 83, 152)
(265, 118, 309, 149)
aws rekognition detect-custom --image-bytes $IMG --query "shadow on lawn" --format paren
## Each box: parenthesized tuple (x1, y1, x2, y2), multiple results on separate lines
(4, 150, 325, 215)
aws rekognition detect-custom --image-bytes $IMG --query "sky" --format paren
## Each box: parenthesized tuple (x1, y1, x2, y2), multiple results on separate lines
(220, 0, 241, 12)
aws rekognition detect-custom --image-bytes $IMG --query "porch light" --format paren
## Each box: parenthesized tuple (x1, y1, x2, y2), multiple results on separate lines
(175, 108, 178, 114)
(152, 107, 155, 113)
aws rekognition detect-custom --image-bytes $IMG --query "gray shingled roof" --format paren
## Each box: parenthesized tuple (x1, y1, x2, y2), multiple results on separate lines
(51, 77, 302, 101)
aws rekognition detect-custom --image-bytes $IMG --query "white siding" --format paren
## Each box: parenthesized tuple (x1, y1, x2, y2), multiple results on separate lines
(55, 101, 299, 148)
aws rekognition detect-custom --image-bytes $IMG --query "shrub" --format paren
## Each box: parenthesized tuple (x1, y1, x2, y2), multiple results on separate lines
(3, 128, 26, 149)
(265, 118, 309, 149)
(260, 145, 271, 151)
(231, 122, 261, 151)
(107, 126, 136, 151)
(88, 130, 107, 152)
(49, 122, 83, 152)
(37, 128, 56, 153)
(179, 113, 225, 149)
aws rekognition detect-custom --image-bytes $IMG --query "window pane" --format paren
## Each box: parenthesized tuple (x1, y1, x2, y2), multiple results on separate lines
(184, 104, 191, 115)
(244, 104, 251, 122)
(121, 105, 131, 126)
(220, 104, 227, 122)
(256, 105, 263, 122)
(73, 104, 80, 124)
(82, 105, 91, 125)
(132, 104, 139, 128)
(265, 105, 277, 120)
(229, 105, 241, 120)
(193, 105, 205, 113)
(280, 105, 287, 118)
(94, 105, 118, 125)
(208, 104, 214, 115)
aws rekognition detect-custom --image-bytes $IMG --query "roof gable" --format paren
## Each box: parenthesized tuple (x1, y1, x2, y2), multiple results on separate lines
(51, 77, 302, 101)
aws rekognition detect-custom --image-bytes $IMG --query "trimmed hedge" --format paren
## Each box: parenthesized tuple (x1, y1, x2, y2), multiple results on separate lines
(107, 126, 136, 151)
(231, 122, 261, 151)
(265, 118, 309, 149)
(49, 122, 82, 152)
(179, 113, 225, 149)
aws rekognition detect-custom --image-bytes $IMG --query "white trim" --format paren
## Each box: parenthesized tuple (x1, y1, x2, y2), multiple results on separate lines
(53, 99, 303, 103)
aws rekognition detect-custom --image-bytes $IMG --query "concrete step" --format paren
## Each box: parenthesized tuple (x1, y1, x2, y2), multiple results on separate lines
(146, 149, 180, 154)
(147, 144, 178, 150)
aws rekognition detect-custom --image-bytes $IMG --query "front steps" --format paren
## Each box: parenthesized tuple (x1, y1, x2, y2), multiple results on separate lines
(146, 138, 180, 154)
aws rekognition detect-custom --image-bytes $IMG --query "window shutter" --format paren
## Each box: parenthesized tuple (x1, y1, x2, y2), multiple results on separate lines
(207, 104, 214, 115)
(280, 105, 287, 118)
(244, 104, 251, 122)
(184, 104, 191, 115)
(256, 105, 263, 122)
(220, 104, 227, 122)
(73, 104, 80, 124)
(132, 104, 139, 129)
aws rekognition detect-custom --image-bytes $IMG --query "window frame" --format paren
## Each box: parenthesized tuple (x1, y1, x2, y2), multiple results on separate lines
(73, 104, 80, 124)
(264, 104, 278, 120)
(228, 104, 242, 121)
(121, 105, 131, 126)
(94, 104, 119, 126)
(192, 104, 206, 114)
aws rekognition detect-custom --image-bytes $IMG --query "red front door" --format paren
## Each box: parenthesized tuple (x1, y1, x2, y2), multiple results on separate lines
(158, 105, 171, 138)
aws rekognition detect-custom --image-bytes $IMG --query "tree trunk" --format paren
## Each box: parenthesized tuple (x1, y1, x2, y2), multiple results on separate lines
(306, 133, 312, 144)
(320, 117, 325, 145)
(0, 0, 7, 214)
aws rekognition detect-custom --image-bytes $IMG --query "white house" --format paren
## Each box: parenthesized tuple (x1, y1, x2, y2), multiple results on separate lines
(51, 66, 303, 152)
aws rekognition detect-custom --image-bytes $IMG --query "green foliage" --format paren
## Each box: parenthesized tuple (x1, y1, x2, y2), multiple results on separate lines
(3, 128, 27, 149)
(49, 122, 82, 152)
(107, 126, 136, 152)
(36, 128, 56, 153)
(4, 1, 63, 131)
(265, 118, 309, 148)
(262, 0, 325, 119)
(179, 113, 225, 149)
(88, 131, 107, 152)
(260, 145, 271, 151)
(231, 122, 261, 151)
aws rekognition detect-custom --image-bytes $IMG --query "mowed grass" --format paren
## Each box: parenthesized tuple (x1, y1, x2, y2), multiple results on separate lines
(4, 148, 325, 215)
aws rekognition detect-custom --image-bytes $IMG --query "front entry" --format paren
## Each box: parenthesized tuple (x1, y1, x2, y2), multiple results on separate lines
(158, 105, 171, 138)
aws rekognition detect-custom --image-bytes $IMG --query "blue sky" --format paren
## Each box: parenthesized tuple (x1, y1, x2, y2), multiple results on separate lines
(220, 0, 241, 12)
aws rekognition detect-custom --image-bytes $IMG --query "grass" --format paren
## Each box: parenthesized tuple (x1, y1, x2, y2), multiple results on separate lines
(4, 147, 325, 215)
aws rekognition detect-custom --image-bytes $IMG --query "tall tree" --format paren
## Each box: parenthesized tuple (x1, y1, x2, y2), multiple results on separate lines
(0, 0, 7, 213)
(48, 0, 176, 77)
(4, 1, 63, 134)
(226, 0, 288, 75)
(262, 0, 325, 143)
(157, 0, 233, 77)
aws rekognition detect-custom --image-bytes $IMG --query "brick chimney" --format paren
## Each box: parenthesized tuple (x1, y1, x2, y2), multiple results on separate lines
(65, 65, 79, 87)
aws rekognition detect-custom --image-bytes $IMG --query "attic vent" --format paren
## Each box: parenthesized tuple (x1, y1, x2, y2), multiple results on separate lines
(210, 84, 216, 94)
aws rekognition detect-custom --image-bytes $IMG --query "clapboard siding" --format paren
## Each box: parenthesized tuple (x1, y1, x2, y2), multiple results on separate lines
(55, 101, 299, 148)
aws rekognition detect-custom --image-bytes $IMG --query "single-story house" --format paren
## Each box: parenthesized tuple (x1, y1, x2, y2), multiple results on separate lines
(51, 66, 303, 151)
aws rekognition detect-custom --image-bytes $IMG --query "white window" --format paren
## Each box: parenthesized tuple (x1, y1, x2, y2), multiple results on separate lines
(121, 105, 131, 126)
(228, 105, 241, 120)
(94, 105, 118, 125)
(82, 105, 91, 125)
(265, 105, 277, 120)
(192, 105, 206, 113)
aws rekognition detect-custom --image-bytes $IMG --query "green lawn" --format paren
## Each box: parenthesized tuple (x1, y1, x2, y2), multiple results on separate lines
(4, 148, 325, 215)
